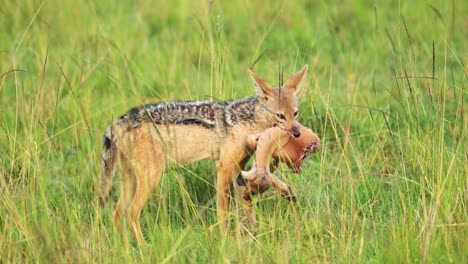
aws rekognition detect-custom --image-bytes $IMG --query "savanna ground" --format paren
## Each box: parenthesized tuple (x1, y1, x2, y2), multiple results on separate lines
(0, 0, 467, 263)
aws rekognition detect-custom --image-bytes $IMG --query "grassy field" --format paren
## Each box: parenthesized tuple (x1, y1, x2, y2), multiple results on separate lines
(0, 0, 466, 262)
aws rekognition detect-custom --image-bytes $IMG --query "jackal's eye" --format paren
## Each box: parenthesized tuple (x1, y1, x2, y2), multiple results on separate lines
(276, 113, 286, 120)
(294, 111, 299, 117)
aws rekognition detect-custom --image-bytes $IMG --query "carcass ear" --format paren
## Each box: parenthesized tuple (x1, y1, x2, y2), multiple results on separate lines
(249, 69, 273, 103)
(283, 65, 308, 94)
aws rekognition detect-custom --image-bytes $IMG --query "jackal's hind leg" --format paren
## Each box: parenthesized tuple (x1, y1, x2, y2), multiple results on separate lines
(126, 155, 164, 246)
(113, 154, 137, 246)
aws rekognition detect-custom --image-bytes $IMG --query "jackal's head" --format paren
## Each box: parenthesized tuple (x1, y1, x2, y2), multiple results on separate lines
(249, 65, 308, 138)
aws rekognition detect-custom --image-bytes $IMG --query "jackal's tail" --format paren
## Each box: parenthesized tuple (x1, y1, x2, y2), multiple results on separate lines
(98, 126, 118, 206)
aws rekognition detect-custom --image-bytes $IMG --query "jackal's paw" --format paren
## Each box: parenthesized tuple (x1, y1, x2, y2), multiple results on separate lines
(281, 186, 297, 203)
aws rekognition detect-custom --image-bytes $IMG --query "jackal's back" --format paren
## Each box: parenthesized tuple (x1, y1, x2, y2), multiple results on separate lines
(118, 96, 259, 132)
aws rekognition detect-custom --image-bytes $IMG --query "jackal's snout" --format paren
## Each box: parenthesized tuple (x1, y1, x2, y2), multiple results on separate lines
(292, 126, 301, 138)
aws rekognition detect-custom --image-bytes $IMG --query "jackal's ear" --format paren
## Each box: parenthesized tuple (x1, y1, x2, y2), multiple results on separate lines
(249, 69, 273, 103)
(283, 65, 308, 94)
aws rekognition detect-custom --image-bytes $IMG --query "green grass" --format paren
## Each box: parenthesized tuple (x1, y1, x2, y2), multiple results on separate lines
(1, 0, 466, 262)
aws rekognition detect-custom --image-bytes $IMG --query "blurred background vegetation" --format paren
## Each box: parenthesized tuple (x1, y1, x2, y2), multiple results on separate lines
(0, 0, 466, 262)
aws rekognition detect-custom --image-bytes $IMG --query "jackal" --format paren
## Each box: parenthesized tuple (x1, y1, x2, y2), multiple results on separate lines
(98, 65, 308, 245)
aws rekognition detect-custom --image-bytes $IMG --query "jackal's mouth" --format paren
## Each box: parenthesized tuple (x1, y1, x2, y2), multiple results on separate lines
(272, 123, 293, 135)
(272, 123, 285, 131)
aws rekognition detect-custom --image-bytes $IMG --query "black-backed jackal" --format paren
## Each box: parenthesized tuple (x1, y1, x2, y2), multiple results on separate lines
(99, 65, 308, 245)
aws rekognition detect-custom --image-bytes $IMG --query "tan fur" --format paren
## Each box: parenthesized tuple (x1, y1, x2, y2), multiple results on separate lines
(273, 126, 320, 173)
(241, 126, 320, 199)
(99, 65, 309, 245)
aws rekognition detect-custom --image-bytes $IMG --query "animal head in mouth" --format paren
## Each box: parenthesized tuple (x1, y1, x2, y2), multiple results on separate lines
(273, 128, 320, 173)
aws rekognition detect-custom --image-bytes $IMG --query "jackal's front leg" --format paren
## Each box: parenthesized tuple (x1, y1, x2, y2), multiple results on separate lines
(215, 143, 248, 234)
(216, 163, 233, 234)
(234, 156, 256, 231)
